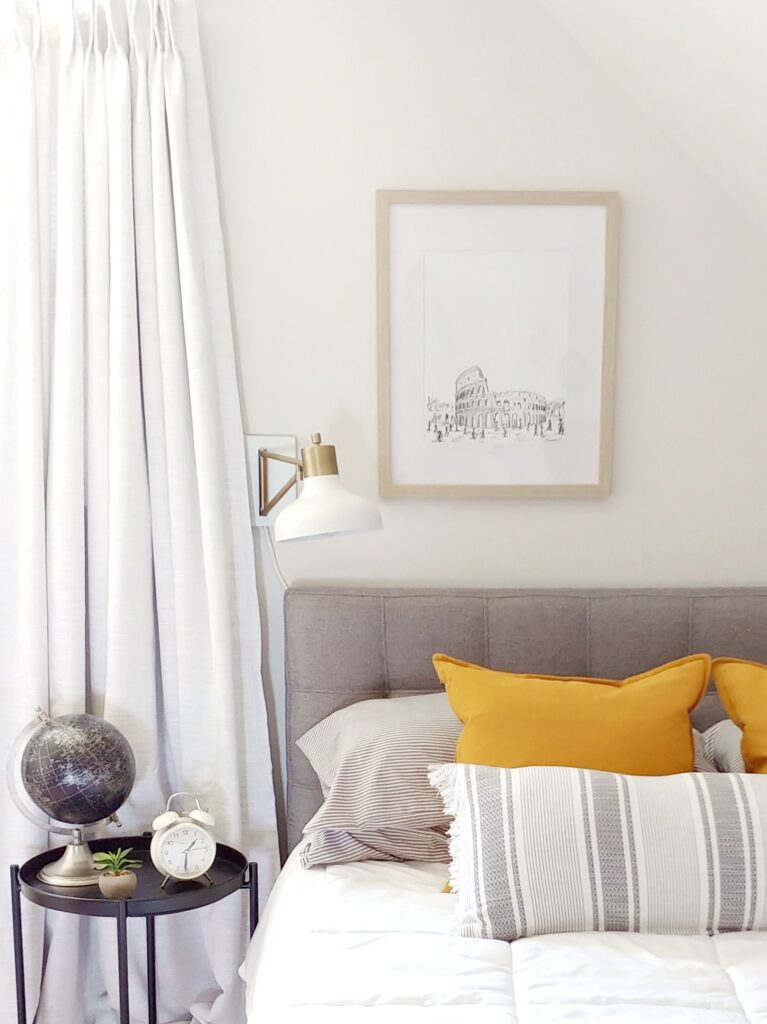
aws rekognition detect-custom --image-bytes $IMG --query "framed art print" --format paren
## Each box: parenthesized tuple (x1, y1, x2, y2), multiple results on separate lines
(377, 190, 619, 497)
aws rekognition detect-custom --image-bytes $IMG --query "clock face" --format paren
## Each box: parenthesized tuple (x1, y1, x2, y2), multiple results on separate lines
(152, 822, 216, 880)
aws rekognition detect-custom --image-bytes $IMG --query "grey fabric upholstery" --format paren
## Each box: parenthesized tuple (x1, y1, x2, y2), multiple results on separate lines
(285, 587, 767, 852)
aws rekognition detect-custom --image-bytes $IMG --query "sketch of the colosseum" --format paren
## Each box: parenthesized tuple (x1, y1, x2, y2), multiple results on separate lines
(426, 365, 565, 442)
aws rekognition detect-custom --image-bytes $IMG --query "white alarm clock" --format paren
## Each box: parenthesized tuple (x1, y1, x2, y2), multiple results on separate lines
(150, 792, 216, 886)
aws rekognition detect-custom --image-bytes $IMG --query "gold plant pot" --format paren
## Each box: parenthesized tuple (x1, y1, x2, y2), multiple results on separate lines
(98, 871, 138, 900)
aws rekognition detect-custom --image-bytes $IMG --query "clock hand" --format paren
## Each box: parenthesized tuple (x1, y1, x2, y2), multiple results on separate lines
(182, 838, 203, 872)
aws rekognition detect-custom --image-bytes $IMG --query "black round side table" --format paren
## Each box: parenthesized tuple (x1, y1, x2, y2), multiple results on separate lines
(10, 834, 258, 1024)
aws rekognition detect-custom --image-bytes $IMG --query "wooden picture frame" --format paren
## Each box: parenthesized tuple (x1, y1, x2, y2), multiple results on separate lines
(377, 190, 619, 497)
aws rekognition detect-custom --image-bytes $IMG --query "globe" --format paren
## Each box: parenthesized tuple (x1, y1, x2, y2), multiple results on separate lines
(20, 713, 136, 826)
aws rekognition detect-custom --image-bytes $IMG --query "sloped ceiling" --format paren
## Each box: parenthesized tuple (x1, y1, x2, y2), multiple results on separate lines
(535, 0, 767, 231)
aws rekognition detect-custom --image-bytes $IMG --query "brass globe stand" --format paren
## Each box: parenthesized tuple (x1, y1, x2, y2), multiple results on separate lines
(36, 829, 100, 887)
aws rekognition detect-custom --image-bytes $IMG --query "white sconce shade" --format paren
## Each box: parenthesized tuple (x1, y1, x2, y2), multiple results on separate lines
(254, 432, 382, 544)
(274, 475, 382, 542)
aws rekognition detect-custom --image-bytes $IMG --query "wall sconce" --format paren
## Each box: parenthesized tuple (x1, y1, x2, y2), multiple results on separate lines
(256, 433, 382, 542)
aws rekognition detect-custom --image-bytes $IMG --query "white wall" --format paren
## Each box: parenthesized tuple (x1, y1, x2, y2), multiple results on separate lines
(198, 0, 767, 815)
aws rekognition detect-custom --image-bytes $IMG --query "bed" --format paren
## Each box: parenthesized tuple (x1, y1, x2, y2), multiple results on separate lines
(244, 587, 767, 1022)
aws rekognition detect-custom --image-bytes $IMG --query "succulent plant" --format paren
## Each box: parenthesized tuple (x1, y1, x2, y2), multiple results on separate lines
(93, 848, 143, 875)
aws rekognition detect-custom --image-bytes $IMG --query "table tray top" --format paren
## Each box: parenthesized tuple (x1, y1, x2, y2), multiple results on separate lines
(18, 835, 247, 918)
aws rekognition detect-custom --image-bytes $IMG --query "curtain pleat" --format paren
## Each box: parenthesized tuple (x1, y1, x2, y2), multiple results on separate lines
(0, 2, 278, 1020)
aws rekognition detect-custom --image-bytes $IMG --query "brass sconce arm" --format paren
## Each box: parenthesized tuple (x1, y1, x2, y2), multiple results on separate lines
(258, 449, 304, 517)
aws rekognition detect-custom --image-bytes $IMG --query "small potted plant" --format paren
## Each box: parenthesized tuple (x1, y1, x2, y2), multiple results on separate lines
(93, 847, 143, 899)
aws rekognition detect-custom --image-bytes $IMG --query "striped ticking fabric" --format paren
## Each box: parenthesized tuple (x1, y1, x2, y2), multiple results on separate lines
(297, 692, 462, 868)
(693, 728, 718, 772)
(703, 719, 746, 773)
(429, 763, 767, 942)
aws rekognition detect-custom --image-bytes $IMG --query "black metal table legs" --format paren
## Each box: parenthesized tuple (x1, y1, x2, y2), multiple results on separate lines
(248, 861, 259, 937)
(117, 908, 158, 1024)
(10, 869, 140, 1024)
(116, 901, 130, 1024)
(11, 883, 159, 1024)
(10, 866, 27, 1024)
(146, 916, 157, 1024)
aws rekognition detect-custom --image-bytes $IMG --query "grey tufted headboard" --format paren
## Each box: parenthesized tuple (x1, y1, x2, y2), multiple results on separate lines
(285, 587, 767, 852)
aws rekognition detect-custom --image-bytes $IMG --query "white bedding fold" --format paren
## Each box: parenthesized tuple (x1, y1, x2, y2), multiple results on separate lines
(243, 844, 767, 1023)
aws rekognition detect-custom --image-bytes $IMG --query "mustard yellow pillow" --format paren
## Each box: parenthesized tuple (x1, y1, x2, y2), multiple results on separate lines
(712, 658, 767, 773)
(433, 653, 710, 775)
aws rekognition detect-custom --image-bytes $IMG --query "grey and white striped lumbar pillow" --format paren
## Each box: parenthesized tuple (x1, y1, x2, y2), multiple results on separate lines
(297, 692, 462, 867)
(429, 762, 767, 942)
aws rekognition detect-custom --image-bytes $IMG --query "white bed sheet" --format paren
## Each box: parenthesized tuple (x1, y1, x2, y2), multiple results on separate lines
(243, 843, 767, 1023)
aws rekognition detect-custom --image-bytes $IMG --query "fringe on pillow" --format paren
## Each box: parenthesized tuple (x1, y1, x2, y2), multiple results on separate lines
(428, 763, 461, 896)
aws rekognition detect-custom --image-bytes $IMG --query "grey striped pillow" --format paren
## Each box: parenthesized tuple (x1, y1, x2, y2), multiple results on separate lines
(297, 692, 461, 868)
(703, 719, 746, 773)
(429, 762, 767, 941)
(693, 728, 718, 772)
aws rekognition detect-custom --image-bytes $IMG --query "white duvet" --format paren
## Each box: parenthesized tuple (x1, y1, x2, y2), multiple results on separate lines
(243, 843, 767, 1023)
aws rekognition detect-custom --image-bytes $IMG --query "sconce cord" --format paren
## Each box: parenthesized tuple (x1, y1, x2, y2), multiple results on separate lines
(265, 525, 289, 589)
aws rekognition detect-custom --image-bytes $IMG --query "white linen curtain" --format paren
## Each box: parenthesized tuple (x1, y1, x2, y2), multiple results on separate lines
(0, 1, 278, 1020)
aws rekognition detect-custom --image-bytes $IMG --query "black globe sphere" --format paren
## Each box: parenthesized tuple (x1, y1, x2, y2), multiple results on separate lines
(20, 714, 136, 826)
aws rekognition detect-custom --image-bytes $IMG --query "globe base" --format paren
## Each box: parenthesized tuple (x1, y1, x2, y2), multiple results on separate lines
(37, 832, 99, 888)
